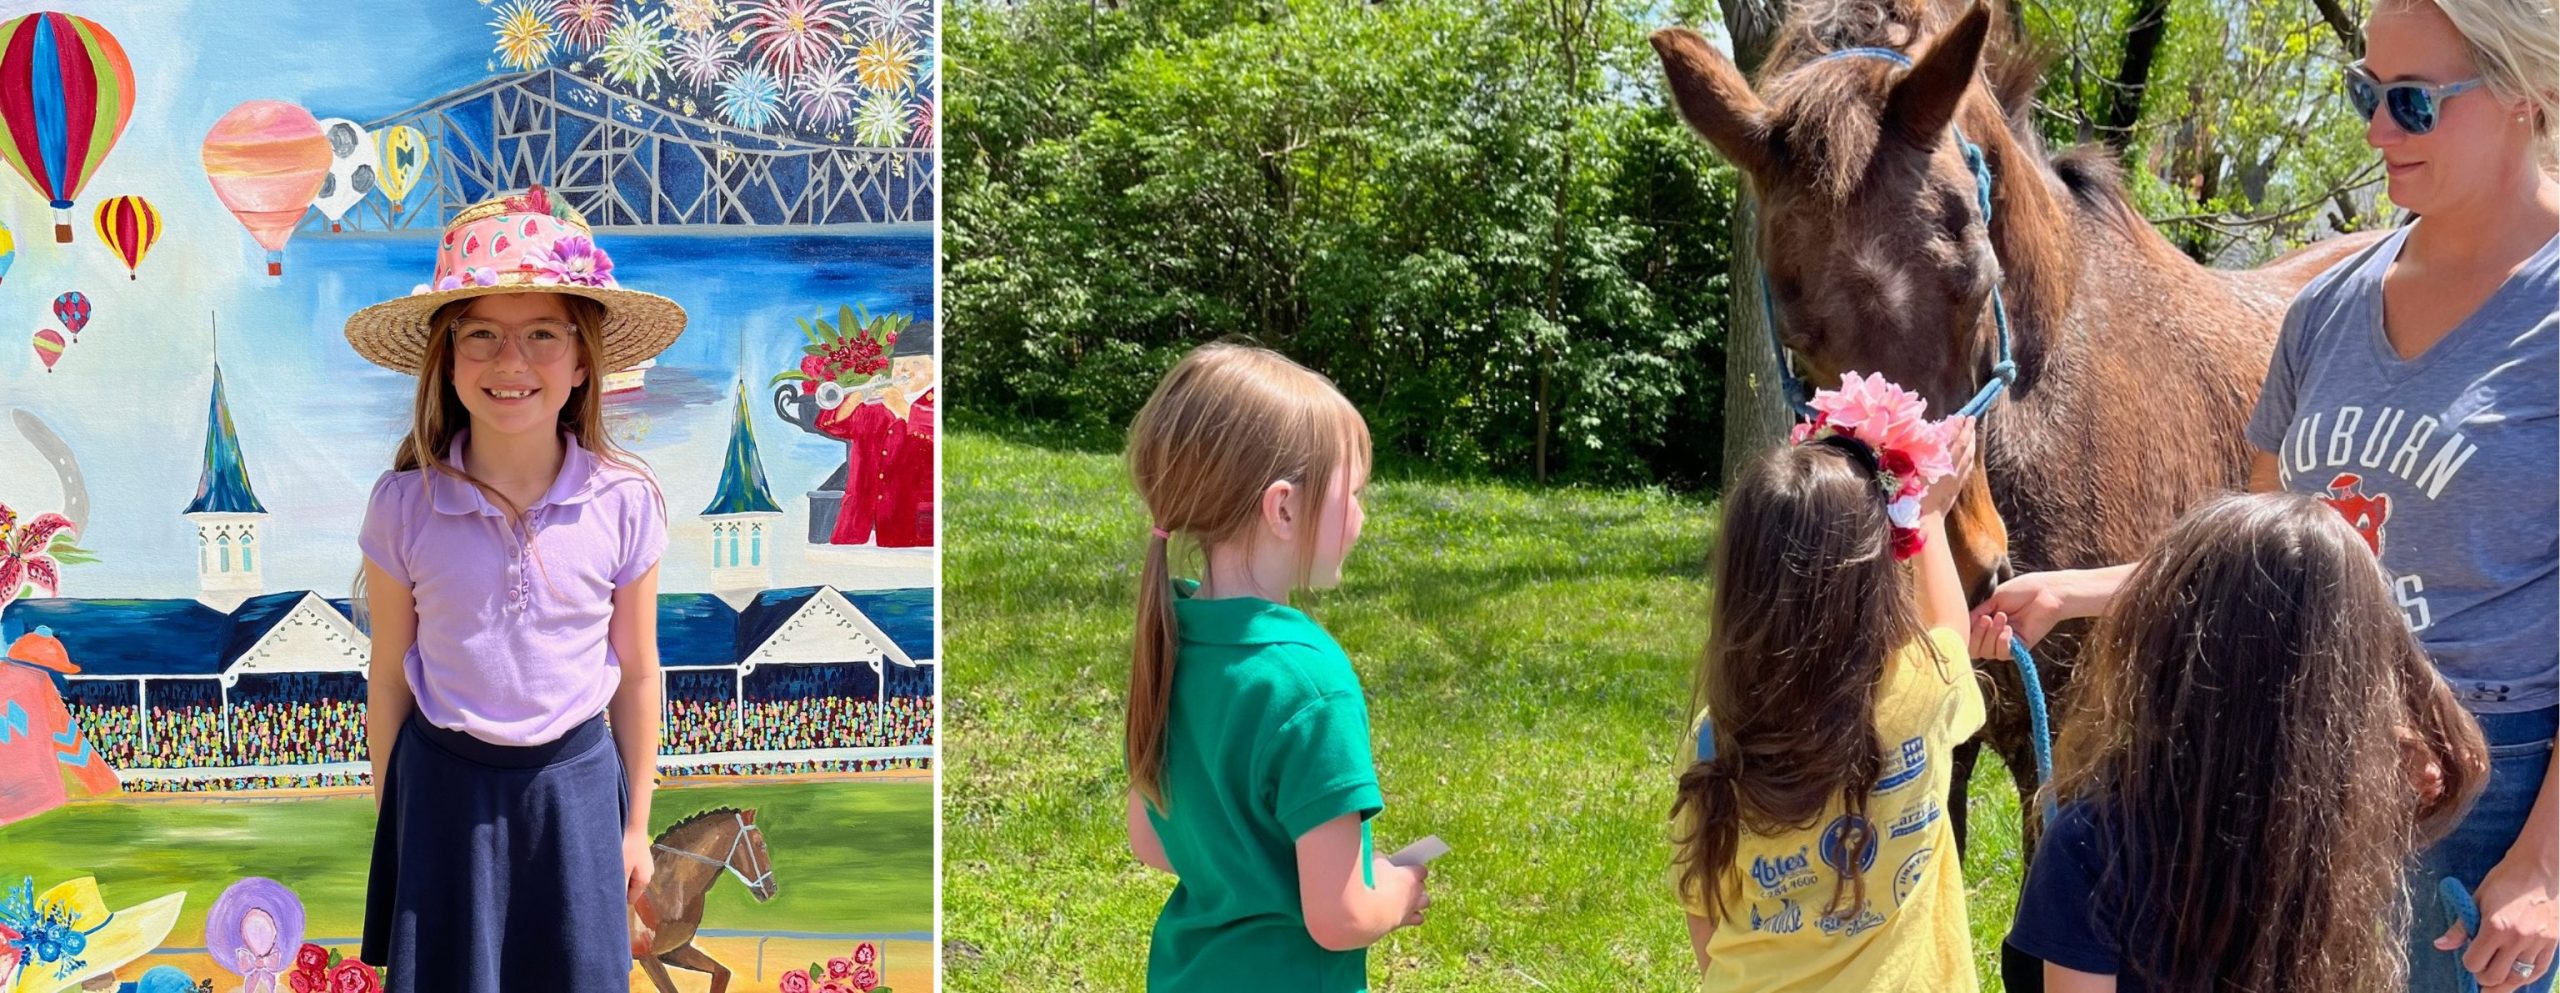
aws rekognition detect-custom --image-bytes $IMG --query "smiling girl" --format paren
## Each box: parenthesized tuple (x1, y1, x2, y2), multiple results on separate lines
(341, 186, 684, 992)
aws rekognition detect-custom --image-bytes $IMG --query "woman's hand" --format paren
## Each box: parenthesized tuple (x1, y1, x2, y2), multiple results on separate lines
(1968, 565, 2132, 657)
(1918, 417, 1976, 520)
(2437, 854, 2559, 993)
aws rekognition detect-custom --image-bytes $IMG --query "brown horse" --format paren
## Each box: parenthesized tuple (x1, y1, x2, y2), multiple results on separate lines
(633, 806, 779, 993)
(1652, 0, 2381, 842)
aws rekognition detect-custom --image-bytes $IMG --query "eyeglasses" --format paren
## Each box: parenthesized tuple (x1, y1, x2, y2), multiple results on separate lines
(2344, 61, 2485, 135)
(450, 319, 577, 363)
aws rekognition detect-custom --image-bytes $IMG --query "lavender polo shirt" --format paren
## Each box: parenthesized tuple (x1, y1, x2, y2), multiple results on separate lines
(358, 432, 668, 747)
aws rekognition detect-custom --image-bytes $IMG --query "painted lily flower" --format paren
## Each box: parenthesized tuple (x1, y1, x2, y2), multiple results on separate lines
(0, 503, 75, 609)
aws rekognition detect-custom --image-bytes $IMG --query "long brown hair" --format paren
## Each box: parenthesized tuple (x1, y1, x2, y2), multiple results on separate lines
(2051, 492, 2488, 992)
(1673, 439, 1924, 923)
(352, 293, 659, 619)
(1123, 341, 1371, 811)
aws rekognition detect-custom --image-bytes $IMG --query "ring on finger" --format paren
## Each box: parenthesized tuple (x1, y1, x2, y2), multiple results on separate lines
(2512, 961, 2537, 980)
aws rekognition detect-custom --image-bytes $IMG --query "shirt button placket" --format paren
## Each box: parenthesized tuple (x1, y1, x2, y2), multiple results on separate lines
(513, 508, 543, 612)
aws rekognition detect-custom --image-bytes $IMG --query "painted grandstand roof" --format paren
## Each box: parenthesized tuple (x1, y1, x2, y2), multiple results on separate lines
(3, 598, 235, 677)
(658, 593, 741, 668)
(665, 587, 935, 668)
(222, 591, 340, 666)
(3, 595, 356, 679)
(837, 587, 935, 662)
(0, 586, 935, 679)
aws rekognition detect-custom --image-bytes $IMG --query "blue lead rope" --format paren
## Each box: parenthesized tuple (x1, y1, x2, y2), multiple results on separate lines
(2439, 877, 2485, 993)
(1755, 45, 2048, 826)
(2009, 636, 2056, 825)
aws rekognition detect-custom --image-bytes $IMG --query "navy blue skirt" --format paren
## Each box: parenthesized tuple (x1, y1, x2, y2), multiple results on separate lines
(362, 713, 630, 992)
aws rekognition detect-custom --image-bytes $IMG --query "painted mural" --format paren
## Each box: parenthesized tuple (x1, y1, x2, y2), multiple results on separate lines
(0, 2, 936, 989)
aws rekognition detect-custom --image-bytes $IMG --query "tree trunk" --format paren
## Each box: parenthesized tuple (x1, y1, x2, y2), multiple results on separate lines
(1721, 195, 1794, 485)
(2310, 0, 2366, 58)
(1717, 0, 1794, 489)
(2097, 0, 2170, 153)
(1536, 0, 1598, 485)
(1717, 0, 1786, 72)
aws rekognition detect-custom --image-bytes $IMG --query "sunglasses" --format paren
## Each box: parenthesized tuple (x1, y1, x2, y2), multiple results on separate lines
(450, 319, 578, 363)
(2343, 61, 2484, 135)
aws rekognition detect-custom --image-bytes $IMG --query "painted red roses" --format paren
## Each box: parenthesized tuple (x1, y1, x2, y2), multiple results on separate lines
(781, 939, 887, 992)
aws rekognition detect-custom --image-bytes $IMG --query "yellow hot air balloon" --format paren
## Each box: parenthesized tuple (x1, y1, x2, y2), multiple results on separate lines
(375, 125, 429, 216)
(92, 194, 158, 280)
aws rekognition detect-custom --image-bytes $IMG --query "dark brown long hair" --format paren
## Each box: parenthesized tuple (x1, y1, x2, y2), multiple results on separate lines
(1123, 342, 1371, 810)
(2052, 492, 2488, 992)
(1673, 439, 1924, 922)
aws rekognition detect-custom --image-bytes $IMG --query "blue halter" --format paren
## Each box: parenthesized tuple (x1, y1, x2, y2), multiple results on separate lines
(1760, 46, 2020, 421)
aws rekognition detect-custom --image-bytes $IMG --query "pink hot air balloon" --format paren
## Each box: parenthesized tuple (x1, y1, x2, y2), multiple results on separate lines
(201, 100, 330, 277)
(31, 328, 64, 372)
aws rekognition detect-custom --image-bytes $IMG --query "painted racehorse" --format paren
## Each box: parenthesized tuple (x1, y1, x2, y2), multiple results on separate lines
(1652, 0, 2383, 841)
(633, 806, 779, 993)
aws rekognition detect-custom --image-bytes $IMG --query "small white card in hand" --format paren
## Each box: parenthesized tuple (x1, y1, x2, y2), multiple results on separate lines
(1388, 835, 1449, 867)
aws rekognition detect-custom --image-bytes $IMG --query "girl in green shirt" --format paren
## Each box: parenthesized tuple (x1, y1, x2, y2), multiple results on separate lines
(1120, 342, 1429, 992)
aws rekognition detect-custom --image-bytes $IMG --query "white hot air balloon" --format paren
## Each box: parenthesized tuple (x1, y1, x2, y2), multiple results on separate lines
(312, 117, 381, 233)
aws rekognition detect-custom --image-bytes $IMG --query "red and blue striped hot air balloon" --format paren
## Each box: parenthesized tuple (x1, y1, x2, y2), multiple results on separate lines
(0, 12, 136, 244)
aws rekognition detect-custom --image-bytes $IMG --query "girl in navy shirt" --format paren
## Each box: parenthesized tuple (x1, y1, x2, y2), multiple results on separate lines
(2003, 494, 2486, 991)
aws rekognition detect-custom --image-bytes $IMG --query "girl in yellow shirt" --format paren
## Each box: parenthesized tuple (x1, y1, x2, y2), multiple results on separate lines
(1672, 379, 1983, 993)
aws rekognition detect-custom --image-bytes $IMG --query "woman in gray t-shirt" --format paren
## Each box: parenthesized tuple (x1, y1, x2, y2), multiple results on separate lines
(1980, 1, 2558, 990)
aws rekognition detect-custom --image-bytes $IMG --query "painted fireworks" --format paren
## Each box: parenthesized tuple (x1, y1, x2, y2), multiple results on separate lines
(484, 0, 934, 144)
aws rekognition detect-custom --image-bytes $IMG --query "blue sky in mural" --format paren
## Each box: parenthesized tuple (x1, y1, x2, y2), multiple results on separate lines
(0, 0, 938, 601)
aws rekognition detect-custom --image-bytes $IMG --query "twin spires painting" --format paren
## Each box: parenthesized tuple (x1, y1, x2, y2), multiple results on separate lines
(0, 2, 940, 990)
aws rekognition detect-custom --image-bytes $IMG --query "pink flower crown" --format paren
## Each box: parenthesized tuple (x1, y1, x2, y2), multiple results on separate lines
(1788, 371, 1961, 560)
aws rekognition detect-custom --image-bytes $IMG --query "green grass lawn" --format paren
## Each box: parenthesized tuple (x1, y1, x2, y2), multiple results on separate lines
(944, 431, 2028, 991)
(0, 780, 935, 942)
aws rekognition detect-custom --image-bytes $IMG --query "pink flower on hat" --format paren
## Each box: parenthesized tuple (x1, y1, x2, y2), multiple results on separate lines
(527, 235, 616, 288)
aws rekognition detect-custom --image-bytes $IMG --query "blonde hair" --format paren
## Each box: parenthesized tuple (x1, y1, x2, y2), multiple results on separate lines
(2432, 0, 2560, 158)
(1123, 341, 1372, 810)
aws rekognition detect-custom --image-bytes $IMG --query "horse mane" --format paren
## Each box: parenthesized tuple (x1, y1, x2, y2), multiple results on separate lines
(2051, 144, 2148, 234)
(662, 805, 748, 841)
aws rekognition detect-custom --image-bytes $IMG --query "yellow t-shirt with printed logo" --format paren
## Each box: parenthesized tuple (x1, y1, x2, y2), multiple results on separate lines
(1671, 628, 1985, 993)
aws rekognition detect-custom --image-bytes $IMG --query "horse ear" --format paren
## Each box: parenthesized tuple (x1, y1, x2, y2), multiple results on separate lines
(1651, 27, 1777, 181)
(1885, 2, 1992, 149)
